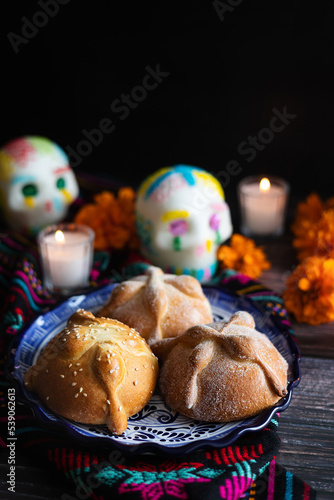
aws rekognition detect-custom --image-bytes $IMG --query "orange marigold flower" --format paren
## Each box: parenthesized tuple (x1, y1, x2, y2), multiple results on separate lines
(292, 209, 334, 261)
(325, 196, 334, 211)
(283, 256, 334, 325)
(217, 233, 271, 279)
(291, 192, 324, 232)
(74, 187, 139, 251)
(291, 192, 334, 260)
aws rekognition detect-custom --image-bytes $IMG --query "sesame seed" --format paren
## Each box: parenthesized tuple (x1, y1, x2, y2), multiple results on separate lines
(60, 374, 65, 378)
(118, 406, 122, 411)
(46, 396, 49, 400)
(62, 338, 67, 342)
(76, 362, 80, 366)
(73, 371, 77, 376)
(83, 393, 87, 397)
(152, 366, 155, 369)
(79, 387, 83, 393)
(135, 367, 139, 371)
(111, 353, 115, 357)
(107, 360, 111, 364)
(72, 382, 77, 386)
(91, 335, 97, 339)
(68, 363, 72, 368)
(46, 369, 49, 373)
(133, 381, 138, 386)
(79, 368, 83, 372)
(74, 393, 79, 398)
(106, 399, 110, 405)
(96, 357, 101, 361)
(109, 369, 114, 374)
(107, 353, 110, 358)
(122, 341, 126, 344)
(144, 365, 147, 368)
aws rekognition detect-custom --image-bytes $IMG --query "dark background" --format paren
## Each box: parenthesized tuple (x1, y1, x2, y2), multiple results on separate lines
(2, 0, 334, 218)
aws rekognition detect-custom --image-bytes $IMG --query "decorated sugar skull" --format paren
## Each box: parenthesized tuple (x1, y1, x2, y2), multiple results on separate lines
(0, 136, 79, 233)
(136, 165, 233, 281)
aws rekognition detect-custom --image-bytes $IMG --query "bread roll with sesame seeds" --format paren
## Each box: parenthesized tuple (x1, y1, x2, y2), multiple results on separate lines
(150, 311, 288, 423)
(97, 265, 213, 345)
(23, 309, 159, 435)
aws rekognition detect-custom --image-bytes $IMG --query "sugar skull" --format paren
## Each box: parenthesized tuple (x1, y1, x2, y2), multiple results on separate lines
(0, 136, 79, 233)
(135, 165, 233, 281)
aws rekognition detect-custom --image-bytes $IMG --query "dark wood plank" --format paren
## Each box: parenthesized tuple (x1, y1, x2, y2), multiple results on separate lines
(276, 357, 334, 498)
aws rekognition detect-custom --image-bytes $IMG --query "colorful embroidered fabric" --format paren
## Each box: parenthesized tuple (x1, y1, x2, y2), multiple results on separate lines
(0, 233, 317, 500)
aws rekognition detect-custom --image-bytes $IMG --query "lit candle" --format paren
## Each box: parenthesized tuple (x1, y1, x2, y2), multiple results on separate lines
(238, 175, 289, 236)
(38, 224, 95, 294)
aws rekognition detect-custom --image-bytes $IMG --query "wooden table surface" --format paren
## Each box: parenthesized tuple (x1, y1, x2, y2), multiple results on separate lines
(1, 232, 334, 500)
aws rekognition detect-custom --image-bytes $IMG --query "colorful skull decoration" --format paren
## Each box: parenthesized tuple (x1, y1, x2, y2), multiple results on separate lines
(135, 165, 233, 281)
(0, 136, 79, 233)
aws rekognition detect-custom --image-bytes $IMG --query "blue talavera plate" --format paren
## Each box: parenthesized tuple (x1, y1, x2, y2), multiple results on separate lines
(8, 283, 301, 456)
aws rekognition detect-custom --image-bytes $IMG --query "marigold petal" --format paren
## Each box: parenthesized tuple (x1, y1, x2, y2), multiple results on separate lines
(298, 277, 311, 291)
(283, 255, 334, 324)
(73, 187, 138, 251)
(217, 233, 270, 278)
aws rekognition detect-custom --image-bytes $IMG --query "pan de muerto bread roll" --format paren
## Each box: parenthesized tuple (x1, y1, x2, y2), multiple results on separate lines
(24, 309, 159, 435)
(97, 266, 213, 344)
(151, 311, 288, 422)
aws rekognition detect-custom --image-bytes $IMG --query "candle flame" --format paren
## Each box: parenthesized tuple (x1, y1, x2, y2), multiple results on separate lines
(259, 177, 271, 192)
(55, 230, 65, 243)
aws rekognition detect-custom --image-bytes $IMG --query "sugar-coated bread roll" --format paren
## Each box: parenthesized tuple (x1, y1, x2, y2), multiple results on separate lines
(24, 309, 159, 435)
(151, 311, 288, 422)
(97, 266, 213, 344)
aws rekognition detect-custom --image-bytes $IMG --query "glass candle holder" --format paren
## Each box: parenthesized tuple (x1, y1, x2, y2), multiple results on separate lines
(238, 175, 290, 237)
(38, 223, 95, 295)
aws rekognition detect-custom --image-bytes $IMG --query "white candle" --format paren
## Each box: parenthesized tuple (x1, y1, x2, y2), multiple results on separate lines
(238, 176, 289, 236)
(38, 224, 95, 293)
